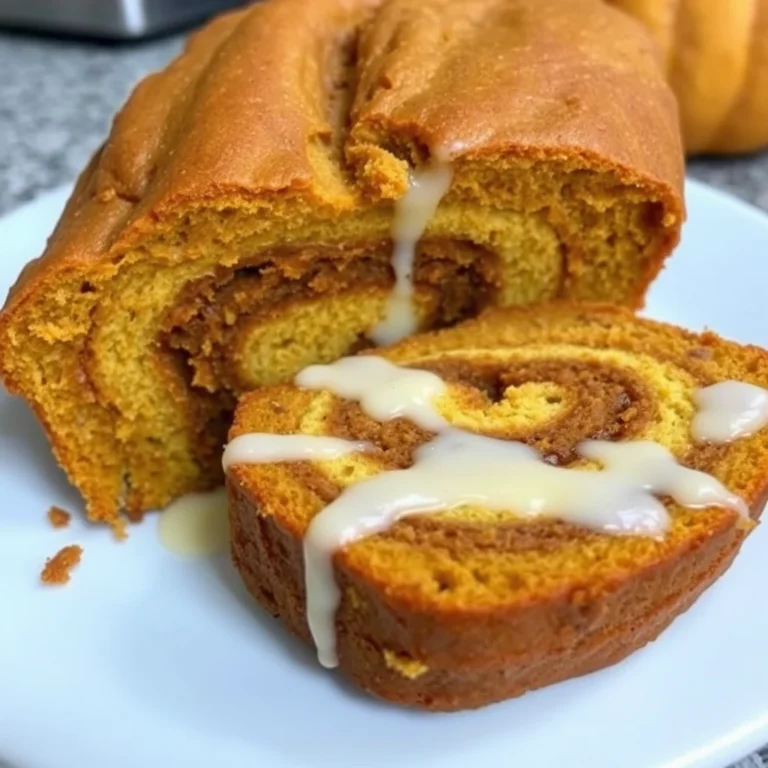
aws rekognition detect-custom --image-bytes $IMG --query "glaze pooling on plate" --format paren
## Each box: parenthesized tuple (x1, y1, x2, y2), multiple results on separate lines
(158, 437, 374, 558)
(157, 488, 229, 557)
(225, 356, 756, 668)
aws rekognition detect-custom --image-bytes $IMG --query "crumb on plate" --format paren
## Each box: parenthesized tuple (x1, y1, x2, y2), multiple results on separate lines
(112, 517, 129, 541)
(47, 505, 72, 529)
(41, 545, 83, 585)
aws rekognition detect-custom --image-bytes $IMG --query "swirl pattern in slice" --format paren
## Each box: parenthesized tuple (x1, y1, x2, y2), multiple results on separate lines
(227, 302, 768, 710)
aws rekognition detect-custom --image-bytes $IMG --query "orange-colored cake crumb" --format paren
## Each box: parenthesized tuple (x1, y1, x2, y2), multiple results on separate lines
(0, 0, 684, 528)
(112, 518, 129, 542)
(46, 506, 72, 529)
(40, 545, 83, 586)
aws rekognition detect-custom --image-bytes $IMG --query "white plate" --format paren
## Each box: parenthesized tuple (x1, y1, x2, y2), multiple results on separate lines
(1, 182, 767, 768)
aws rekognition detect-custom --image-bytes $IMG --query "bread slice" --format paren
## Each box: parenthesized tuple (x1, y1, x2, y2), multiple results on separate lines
(227, 303, 768, 710)
(0, 0, 683, 527)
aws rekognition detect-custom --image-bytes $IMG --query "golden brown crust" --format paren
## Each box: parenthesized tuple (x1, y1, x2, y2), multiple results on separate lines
(351, 0, 683, 185)
(0, 0, 371, 315)
(230, 485, 744, 709)
(2, 0, 682, 315)
(0, 0, 684, 525)
(227, 302, 768, 710)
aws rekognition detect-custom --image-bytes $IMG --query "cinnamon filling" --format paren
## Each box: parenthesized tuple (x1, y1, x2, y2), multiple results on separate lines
(152, 239, 500, 482)
(161, 238, 500, 394)
(326, 357, 653, 468)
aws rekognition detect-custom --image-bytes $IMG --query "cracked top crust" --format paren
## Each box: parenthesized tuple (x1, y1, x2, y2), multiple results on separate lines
(2, 0, 682, 315)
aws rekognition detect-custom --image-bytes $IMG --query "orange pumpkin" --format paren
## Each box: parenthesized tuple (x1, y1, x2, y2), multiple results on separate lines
(608, 0, 768, 154)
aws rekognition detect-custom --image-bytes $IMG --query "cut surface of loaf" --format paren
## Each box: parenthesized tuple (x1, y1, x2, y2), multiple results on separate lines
(0, 0, 683, 526)
(227, 303, 768, 711)
(607, 0, 768, 154)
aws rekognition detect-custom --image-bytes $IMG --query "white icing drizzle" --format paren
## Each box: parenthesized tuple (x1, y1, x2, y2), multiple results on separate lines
(223, 434, 371, 471)
(304, 430, 748, 667)
(296, 356, 448, 432)
(370, 162, 453, 346)
(223, 358, 757, 669)
(579, 440, 748, 517)
(692, 381, 768, 443)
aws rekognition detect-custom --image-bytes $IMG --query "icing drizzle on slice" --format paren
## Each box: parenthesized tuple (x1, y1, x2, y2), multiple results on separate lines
(296, 356, 447, 431)
(223, 356, 763, 669)
(223, 434, 372, 470)
(693, 381, 768, 443)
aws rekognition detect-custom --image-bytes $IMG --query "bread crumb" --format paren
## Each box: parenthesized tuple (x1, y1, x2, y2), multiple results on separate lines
(47, 505, 72, 529)
(41, 545, 83, 585)
(112, 517, 129, 541)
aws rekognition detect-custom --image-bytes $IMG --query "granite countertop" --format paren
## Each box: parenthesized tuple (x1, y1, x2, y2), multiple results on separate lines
(1, 29, 767, 768)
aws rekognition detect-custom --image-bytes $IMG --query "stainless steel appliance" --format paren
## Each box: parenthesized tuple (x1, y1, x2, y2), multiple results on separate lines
(0, 0, 248, 39)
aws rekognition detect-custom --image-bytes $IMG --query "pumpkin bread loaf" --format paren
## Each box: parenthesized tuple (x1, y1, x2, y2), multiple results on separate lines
(0, 0, 683, 527)
(607, 0, 768, 154)
(226, 303, 768, 710)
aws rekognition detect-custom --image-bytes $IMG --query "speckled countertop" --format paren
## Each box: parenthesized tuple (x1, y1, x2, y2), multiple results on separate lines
(0, 33, 181, 211)
(0, 29, 767, 768)
(2, 31, 768, 214)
